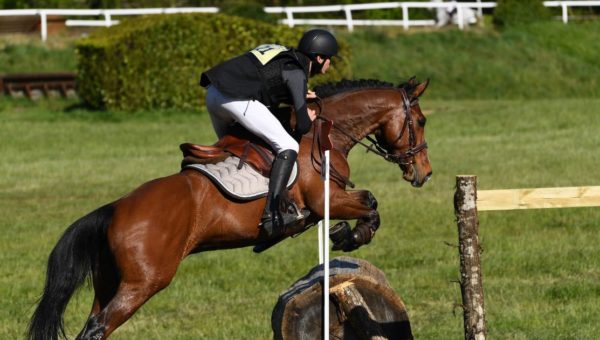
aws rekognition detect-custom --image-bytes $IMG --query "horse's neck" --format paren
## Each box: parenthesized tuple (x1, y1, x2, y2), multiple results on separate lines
(324, 95, 392, 155)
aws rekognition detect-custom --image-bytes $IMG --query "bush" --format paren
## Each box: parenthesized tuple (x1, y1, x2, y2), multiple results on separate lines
(493, 0, 551, 28)
(76, 13, 351, 111)
(220, 0, 277, 24)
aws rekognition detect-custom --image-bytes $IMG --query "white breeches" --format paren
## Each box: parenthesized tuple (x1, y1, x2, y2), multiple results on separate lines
(205, 85, 299, 154)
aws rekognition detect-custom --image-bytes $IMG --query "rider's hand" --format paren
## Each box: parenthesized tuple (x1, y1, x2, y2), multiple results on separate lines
(308, 107, 317, 121)
(306, 90, 317, 99)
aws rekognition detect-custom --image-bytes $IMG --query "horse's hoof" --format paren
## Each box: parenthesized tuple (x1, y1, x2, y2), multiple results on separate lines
(330, 221, 351, 243)
(330, 221, 355, 251)
(76, 315, 106, 340)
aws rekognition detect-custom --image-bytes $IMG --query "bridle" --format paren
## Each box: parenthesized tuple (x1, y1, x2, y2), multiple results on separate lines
(314, 87, 428, 166)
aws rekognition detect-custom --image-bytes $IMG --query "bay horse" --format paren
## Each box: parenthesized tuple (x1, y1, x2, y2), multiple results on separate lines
(28, 78, 431, 340)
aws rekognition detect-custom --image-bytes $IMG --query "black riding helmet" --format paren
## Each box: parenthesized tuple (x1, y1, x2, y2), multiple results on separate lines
(297, 29, 339, 59)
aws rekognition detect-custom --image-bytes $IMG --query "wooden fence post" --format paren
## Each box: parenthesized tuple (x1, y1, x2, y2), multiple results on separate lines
(454, 175, 487, 340)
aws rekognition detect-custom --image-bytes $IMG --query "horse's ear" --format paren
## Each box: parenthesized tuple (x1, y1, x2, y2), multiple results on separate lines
(408, 76, 417, 86)
(411, 78, 429, 99)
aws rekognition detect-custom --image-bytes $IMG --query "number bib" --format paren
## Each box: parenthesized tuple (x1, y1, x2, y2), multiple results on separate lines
(250, 44, 289, 65)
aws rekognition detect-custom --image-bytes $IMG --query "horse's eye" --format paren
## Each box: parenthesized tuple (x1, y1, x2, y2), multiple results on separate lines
(418, 117, 427, 127)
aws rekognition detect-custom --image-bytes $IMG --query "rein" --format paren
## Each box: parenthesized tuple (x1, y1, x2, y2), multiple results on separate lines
(310, 100, 355, 188)
(313, 88, 427, 166)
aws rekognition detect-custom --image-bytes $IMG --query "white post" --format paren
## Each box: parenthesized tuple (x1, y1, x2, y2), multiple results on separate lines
(561, 3, 569, 24)
(39, 10, 47, 41)
(457, 6, 465, 30)
(402, 4, 409, 30)
(318, 221, 324, 264)
(285, 8, 295, 28)
(104, 11, 112, 27)
(343, 6, 354, 32)
(476, 0, 483, 18)
(323, 149, 331, 340)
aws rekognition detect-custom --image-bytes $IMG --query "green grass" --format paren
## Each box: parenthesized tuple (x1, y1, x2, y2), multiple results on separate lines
(345, 21, 600, 100)
(1, 17, 599, 339)
(0, 35, 77, 73)
(2, 96, 600, 339)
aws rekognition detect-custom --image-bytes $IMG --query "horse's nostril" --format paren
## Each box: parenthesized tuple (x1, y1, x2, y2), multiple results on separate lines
(425, 171, 433, 182)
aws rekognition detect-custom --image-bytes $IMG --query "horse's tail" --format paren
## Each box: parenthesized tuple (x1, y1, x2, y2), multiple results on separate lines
(28, 203, 114, 340)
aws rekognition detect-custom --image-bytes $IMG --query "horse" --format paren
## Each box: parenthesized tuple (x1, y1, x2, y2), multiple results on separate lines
(28, 78, 432, 340)
(431, 0, 478, 27)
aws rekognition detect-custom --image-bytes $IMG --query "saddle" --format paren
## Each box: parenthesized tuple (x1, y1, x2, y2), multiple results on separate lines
(181, 116, 336, 180)
(180, 134, 275, 177)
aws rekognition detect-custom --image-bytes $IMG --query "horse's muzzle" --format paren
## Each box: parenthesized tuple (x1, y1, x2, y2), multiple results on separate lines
(411, 171, 432, 188)
(402, 163, 432, 188)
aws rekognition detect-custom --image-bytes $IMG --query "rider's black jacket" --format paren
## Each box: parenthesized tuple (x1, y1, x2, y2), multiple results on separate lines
(200, 47, 312, 138)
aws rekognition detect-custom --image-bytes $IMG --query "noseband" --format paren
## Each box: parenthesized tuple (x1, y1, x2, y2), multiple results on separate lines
(315, 88, 428, 166)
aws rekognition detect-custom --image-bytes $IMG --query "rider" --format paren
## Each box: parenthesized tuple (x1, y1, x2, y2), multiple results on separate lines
(199, 29, 339, 236)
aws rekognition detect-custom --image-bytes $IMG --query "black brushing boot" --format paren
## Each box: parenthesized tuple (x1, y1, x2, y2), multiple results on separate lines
(261, 149, 307, 236)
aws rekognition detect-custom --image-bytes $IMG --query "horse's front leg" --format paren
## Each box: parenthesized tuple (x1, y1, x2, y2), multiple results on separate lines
(327, 189, 380, 252)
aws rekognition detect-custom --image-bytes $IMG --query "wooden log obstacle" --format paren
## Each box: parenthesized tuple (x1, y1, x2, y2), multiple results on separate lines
(454, 175, 600, 340)
(0, 73, 76, 99)
(272, 256, 413, 340)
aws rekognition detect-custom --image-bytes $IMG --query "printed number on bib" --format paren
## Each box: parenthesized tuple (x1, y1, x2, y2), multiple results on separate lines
(250, 44, 289, 65)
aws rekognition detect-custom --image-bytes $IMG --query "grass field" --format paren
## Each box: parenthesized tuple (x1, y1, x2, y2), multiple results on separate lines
(345, 21, 600, 100)
(0, 34, 77, 74)
(1, 16, 599, 340)
(2, 96, 600, 339)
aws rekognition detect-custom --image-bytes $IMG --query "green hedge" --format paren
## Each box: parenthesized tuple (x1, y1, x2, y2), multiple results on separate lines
(76, 13, 351, 111)
(493, 0, 551, 27)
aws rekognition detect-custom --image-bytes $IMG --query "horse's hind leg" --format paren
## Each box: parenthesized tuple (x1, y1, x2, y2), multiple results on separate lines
(77, 259, 180, 340)
(77, 225, 185, 339)
(74, 230, 122, 339)
(89, 246, 121, 317)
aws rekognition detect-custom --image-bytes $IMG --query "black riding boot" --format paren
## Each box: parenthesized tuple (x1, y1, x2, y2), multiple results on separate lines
(261, 149, 306, 236)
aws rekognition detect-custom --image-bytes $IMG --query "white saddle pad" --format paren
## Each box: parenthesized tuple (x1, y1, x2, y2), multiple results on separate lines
(184, 156, 297, 200)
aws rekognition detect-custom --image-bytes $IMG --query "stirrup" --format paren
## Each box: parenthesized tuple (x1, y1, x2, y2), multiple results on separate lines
(260, 203, 309, 236)
(288, 202, 308, 220)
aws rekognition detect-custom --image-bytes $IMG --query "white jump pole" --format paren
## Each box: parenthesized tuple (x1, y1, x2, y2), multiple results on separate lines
(318, 221, 324, 264)
(322, 148, 330, 340)
(316, 118, 333, 339)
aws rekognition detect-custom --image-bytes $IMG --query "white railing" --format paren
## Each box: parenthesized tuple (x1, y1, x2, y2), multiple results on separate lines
(266, 1, 600, 31)
(0, 7, 218, 41)
(265, 1, 496, 31)
(0, 1, 599, 41)
(543, 1, 600, 23)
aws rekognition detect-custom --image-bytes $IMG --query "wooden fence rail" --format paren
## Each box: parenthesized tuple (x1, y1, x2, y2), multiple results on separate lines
(454, 175, 600, 339)
(477, 186, 600, 211)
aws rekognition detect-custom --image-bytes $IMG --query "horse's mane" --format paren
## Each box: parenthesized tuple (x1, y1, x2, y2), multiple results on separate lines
(314, 78, 415, 98)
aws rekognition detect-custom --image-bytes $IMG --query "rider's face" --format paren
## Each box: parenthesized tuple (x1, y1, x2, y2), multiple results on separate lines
(320, 58, 331, 74)
(315, 55, 331, 74)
